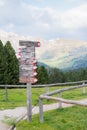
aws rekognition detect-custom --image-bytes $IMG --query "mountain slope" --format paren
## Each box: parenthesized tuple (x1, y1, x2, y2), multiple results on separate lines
(0, 30, 87, 70)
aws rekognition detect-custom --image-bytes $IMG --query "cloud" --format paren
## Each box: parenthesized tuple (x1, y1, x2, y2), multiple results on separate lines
(35, 0, 44, 2)
(61, 4, 87, 30)
(0, 0, 5, 6)
(5, 23, 15, 31)
(0, 0, 87, 40)
(18, 1, 87, 38)
(66, 0, 87, 3)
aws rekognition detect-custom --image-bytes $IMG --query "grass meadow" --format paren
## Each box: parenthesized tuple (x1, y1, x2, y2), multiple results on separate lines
(0, 86, 87, 130)
(17, 105, 87, 130)
(0, 86, 87, 109)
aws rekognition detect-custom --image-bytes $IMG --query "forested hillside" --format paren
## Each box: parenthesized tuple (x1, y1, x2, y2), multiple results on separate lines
(0, 40, 87, 85)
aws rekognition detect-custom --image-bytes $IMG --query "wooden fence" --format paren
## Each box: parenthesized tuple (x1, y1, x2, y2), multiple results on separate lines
(0, 80, 87, 122)
(39, 83, 87, 123)
(0, 80, 87, 101)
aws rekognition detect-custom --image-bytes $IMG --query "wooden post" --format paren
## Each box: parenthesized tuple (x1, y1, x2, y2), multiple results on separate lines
(82, 82, 85, 94)
(39, 98, 44, 123)
(5, 86, 8, 101)
(27, 83, 32, 122)
(46, 86, 49, 93)
(58, 92, 62, 108)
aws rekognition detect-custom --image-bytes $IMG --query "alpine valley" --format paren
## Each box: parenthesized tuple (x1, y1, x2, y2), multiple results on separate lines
(0, 29, 87, 70)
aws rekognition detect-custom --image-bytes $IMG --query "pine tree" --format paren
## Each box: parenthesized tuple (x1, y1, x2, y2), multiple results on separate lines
(0, 40, 5, 84)
(37, 66, 49, 84)
(4, 41, 19, 84)
(49, 68, 64, 83)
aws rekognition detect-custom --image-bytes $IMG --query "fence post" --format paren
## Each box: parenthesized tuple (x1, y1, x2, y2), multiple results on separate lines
(82, 82, 86, 94)
(5, 86, 8, 101)
(39, 98, 44, 123)
(58, 92, 62, 108)
(46, 86, 49, 93)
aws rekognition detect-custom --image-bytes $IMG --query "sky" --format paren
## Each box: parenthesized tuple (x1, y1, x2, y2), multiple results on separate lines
(0, 0, 87, 41)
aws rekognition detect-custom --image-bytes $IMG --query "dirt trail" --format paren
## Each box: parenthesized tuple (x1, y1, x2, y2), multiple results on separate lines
(0, 122, 9, 130)
(0, 98, 87, 130)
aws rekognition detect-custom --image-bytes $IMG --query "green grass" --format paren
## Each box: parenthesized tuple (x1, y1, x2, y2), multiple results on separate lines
(1, 86, 87, 129)
(16, 105, 87, 130)
(0, 86, 87, 109)
(0, 88, 27, 109)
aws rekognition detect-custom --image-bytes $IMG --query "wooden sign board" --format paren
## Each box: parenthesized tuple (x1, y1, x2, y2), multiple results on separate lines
(19, 40, 38, 83)
(19, 40, 39, 47)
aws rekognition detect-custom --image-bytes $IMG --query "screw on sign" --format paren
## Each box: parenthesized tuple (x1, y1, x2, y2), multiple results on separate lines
(33, 59, 37, 64)
(38, 41, 40, 47)
(34, 78, 38, 83)
(17, 48, 21, 59)
(33, 57, 38, 84)
(33, 72, 37, 76)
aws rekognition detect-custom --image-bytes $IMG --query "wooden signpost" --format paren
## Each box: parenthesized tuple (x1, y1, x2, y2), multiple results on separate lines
(18, 40, 40, 122)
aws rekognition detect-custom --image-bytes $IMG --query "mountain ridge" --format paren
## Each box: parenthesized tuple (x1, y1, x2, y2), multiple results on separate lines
(0, 30, 87, 70)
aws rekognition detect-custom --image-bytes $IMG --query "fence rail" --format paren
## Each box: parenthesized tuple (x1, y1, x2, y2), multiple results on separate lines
(0, 80, 87, 88)
(39, 83, 87, 122)
(43, 83, 87, 96)
(0, 80, 87, 101)
(40, 95, 87, 107)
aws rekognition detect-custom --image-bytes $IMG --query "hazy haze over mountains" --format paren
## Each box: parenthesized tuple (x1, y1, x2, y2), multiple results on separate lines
(0, 29, 87, 70)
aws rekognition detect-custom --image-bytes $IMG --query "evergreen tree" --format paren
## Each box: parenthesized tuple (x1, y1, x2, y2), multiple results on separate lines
(79, 69, 87, 81)
(37, 65, 49, 84)
(4, 41, 19, 84)
(49, 68, 64, 83)
(0, 40, 5, 84)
